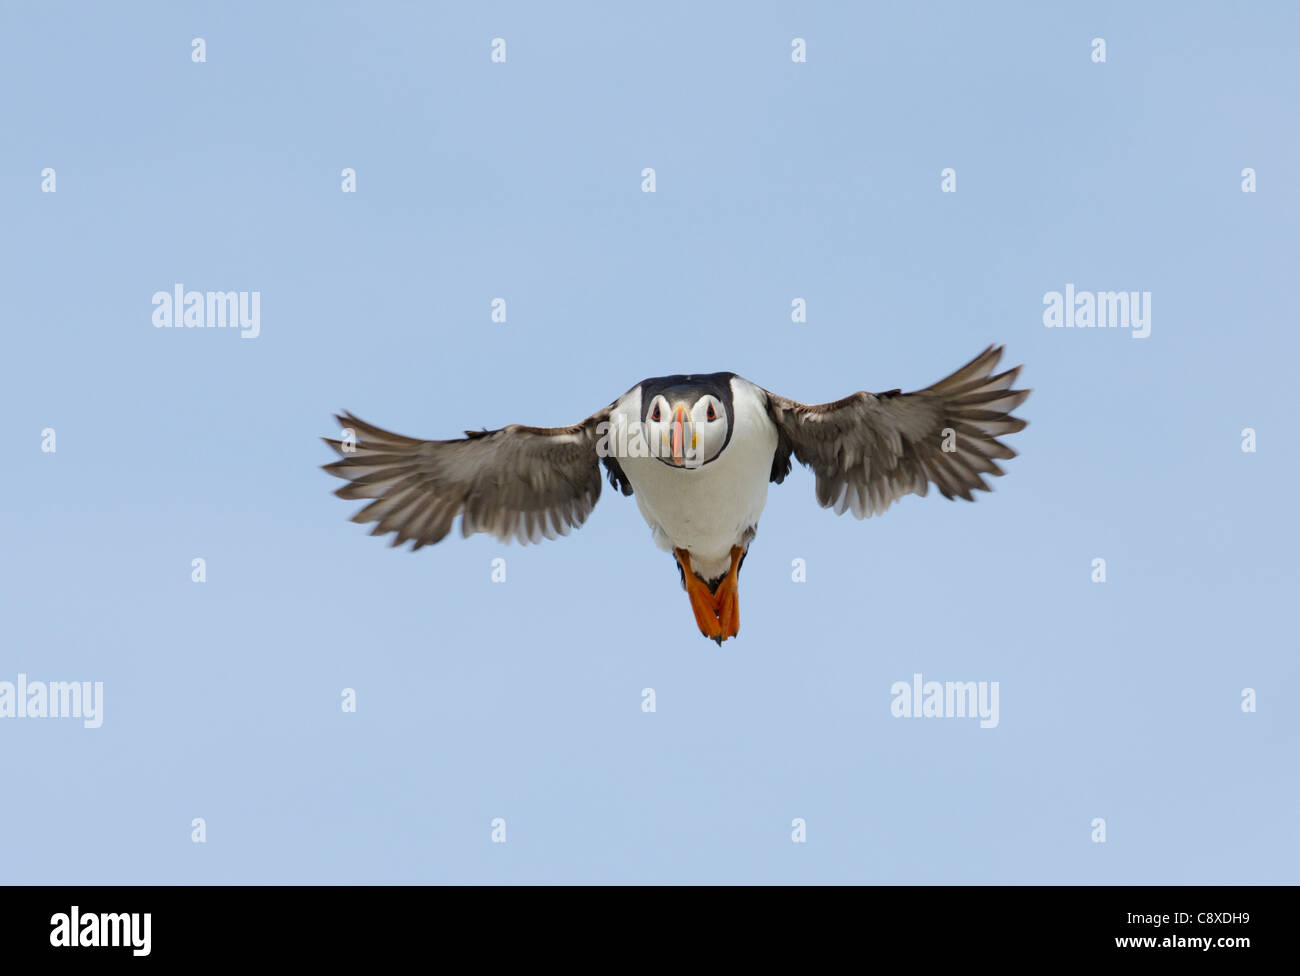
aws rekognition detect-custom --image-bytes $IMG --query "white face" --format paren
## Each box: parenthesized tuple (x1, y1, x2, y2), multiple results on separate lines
(643, 392, 729, 469)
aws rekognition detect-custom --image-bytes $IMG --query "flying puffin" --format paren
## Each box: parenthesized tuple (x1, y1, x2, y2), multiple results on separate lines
(323, 345, 1029, 644)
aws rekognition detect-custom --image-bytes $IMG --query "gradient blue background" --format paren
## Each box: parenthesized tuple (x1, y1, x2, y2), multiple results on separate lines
(1, 1, 1296, 884)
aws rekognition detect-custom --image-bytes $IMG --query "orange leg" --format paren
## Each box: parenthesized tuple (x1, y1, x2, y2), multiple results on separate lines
(713, 546, 744, 641)
(675, 548, 723, 641)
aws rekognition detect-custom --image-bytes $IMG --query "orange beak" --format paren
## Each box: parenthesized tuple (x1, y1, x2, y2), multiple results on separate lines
(671, 405, 687, 466)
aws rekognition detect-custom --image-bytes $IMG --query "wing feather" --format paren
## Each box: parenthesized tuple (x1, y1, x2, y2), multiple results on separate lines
(764, 345, 1029, 518)
(322, 405, 612, 548)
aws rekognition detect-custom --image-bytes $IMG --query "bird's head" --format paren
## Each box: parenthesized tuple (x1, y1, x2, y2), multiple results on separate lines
(641, 378, 732, 469)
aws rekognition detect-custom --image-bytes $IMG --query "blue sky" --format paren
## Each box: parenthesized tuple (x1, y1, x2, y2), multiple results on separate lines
(1, 1, 1296, 883)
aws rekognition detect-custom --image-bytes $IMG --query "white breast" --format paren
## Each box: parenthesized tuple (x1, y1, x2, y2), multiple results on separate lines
(611, 377, 778, 581)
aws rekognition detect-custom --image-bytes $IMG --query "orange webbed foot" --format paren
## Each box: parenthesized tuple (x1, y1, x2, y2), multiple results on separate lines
(712, 546, 743, 641)
(715, 578, 739, 641)
(675, 549, 723, 641)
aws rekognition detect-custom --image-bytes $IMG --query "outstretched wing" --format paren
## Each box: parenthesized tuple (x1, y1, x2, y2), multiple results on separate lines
(763, 345, 1029, 518)
(322, 407, 612, 549)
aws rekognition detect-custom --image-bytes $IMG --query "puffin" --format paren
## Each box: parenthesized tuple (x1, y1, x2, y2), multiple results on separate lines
(323, 345, 1029, 643)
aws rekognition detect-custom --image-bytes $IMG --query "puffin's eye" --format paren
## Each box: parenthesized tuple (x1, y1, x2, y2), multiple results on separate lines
(706, 403, 717, 422)
(651, 403, 661, 422)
